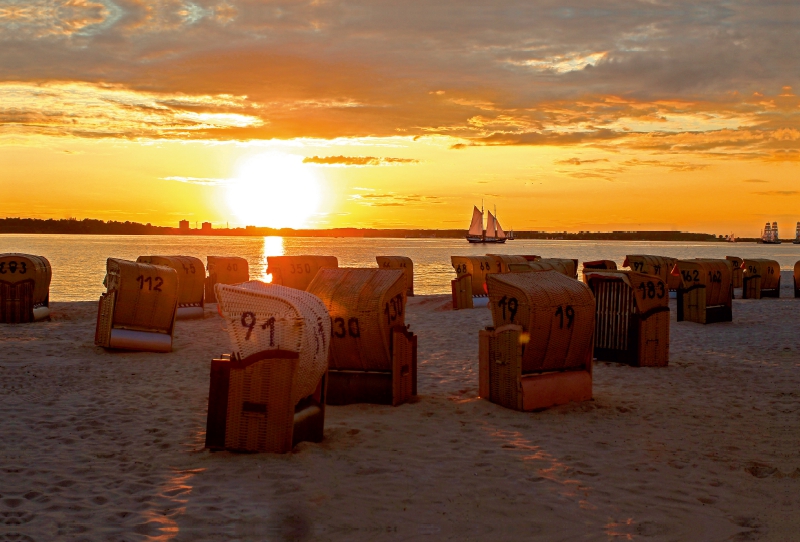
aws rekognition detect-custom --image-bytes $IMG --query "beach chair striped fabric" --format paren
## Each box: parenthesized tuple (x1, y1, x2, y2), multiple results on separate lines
(0, 253, 51, 323)
(672, 259, 733, 324)
(479, 270, 594, 411)
(94, 258, 178, 352)
(136, 256, 205, 319)
(623, 255, 680, 290)
(584, 270, 669, 366)
(742, 259, 780, 299)
(307, 268, 417, 406)
(267, 255, 338, 291)
(206, 281, 331, 453)
(376, 256, 414, 296)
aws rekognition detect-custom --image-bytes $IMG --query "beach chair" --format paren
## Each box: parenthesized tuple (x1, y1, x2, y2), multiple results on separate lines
(377, 256, 414, 296)
(623, 255, 680, 290)
(673, 259, 733, 323)
(136, 256, 205, 319)
(307, 268, 417, 406)
(0, 253, 51, 323)
(268, 256, 338, 291)
(485, 254, 528, 274)
(205, 256, 249, 303)
(794, 261, 800, 298)
(742, 259, 780, 299)
(726, 256, 744, 289)
(508, 258, 578, 279)
(94, 258, 179, 352)
(585, 270, 669, 367)
(451, 255, 496, 309)
(205, 282, 330, 454)
(479, 271, 594, 411)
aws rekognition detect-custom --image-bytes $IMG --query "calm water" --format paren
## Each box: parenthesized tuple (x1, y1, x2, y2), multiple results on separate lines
(2, 234, 800, 301)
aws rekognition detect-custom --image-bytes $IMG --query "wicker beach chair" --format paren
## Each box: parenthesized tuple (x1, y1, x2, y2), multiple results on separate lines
(205, 256, 249, 303)
(136, 256, 205, 319)
(307, 268, 417, 406)
(268, 256, 338, 291)
(94, 258, 179, 352)
(479, 271, 594, 411)
(623, 255, 680, 290)
(726, 256, 744, 289)
(377, 256, 414, 296)
(742, 259, 780, 299)
(205, 281, 330, 454)
(584, 270, 669, 366)
(672, 259, 733, 324)
(508, 258, 578, 279)
(485, 254, 529, 274)
(794, 261, 800, 298)
(0, 253, 51, 323)
(451, 255, 495, 299)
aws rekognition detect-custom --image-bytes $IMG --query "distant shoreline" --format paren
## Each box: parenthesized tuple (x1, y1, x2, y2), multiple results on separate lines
(1, 217, 751, 242)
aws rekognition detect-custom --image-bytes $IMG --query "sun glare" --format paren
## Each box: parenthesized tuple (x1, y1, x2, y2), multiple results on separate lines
(226, 153, 322, 228)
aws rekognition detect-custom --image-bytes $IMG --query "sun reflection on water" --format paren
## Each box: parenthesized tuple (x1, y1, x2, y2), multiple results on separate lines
(260, 236, 284, 282)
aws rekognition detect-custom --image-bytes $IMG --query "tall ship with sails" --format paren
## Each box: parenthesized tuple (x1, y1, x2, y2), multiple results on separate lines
(466, 204, 507, 243)
(760, 221, 781, 244)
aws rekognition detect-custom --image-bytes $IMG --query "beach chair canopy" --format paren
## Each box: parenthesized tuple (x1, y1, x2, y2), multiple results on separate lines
(743, 259, 780, 290)
(136, 255, 204, 307)
(376, 256, 414, 296)
(582, 260, 617, 271)
(508, 258, 577, 279)
(451, 255, 495, 296)
(485, 254, 528, 274)
(0, 253, 51, 307)
(307, 268, 406, 372)
(267, 255, 338, 291)
(215, 281, 330, 403)
(672, 259, 733, 307)
(104, 258, 179, 332)
(623, 255, 680, 289)
(486, 270, 595, 373)
(207, 256, 249, 284)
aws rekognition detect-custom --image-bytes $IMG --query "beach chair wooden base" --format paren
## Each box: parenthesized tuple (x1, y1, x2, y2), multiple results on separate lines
(205, 351, 327, 454)
(742, 276, 762, 299)
(451, 275, 474, 310)
(677, 286, 732, 324)
(326, 327, 417, 406)
(594, 308, 670, 367)
(760, 288, 780, 298)
(94, 291, 174, 352)
(0, 280, 36, 324)
(479, 325, 592, 411)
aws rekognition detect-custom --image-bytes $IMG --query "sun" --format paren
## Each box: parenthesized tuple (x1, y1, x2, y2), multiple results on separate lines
(226, 153, 322, 228)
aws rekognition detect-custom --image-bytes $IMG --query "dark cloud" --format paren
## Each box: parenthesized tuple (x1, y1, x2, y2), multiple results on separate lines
(752, 190, 799, 196)
(743, 178, 768, 183)
(303, 155, 418, 166)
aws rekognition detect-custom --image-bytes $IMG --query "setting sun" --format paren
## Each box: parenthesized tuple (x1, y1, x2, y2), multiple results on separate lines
(225, 153, 322, 228)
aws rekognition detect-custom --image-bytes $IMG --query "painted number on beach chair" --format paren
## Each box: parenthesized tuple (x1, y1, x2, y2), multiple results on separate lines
(767, 266, 775, 275)
(454, 264, 466, 274)
(708, 271, 722, 283)
(632, 261, 643, 272)
(653, 265, 661, 275)
(332, 317, 360, 339)
(135, 275, 163, 291)
(384, 293, 405, 325)
(227, 263, 239, 272)
(290, 263, 312, 274)
(638, 281, 665, 299)
(497, 295, 518, 322)
(181, 262, 196, 274)
(680, 270, 699, 283)
(555, 305, 575, 329)
(0, 260, 27, 274)
(240, 312, 276, 344)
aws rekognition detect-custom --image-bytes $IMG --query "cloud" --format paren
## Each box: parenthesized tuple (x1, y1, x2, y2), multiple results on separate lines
(742, 178, 768, 183)
(162, 176, 227, 185)
(350, 193, 445, 206)
(752, 190, 799, 196)
(555, 157, 609, 165)
(303, 155, 418, 166)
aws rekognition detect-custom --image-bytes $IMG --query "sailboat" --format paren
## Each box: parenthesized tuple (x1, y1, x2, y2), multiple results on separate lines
(760, 221, 781, 244)
(466, 204, 507, 244)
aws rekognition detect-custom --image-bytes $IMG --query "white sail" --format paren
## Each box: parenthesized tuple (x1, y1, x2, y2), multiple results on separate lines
(485, 212, 496, 239)
(468, 206, 484, 236)
(495, 217, 506, 240)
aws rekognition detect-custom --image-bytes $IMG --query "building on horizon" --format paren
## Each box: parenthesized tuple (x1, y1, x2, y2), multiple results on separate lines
(202, 222, 212, 232)
(179, 220, 189, 230)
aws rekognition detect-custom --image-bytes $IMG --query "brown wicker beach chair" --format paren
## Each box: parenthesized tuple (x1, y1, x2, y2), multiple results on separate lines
(307, 268, 417, 406)
(377, 256, 414, 296)
(508, 258, 578, 279)
(485, 254, 528, 274)
(136, 256, 205, 319)
(726, 256, 744, 289)
(451, 255, 495, 298)
(451, 274, 474, 309)
(672, 259, 733, 323)
(479, 271, 594, 411)
(205, 256, 249, 303)
(584, 270, 669, 366)
(623, 255, 680, 290)
(742, 259, 780, 299)
(0, 253, 51, 324)
(794, 261, 800, 298)
(94, 258, 179, 352)
(268, 255, 338, 291)
(206, 282, 330, 453)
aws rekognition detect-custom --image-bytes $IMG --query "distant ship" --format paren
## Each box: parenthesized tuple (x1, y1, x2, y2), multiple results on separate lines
(726, 233, 737, 243)
(794, 222, 800, 244)
(760, 221, 781, 244)
(466, 204, 507, 244)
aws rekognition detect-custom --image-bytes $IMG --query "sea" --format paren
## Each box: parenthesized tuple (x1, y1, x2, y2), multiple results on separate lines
(2, 234, 799, 301)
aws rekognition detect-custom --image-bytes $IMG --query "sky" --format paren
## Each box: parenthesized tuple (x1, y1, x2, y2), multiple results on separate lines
(2, 0, 800, 234)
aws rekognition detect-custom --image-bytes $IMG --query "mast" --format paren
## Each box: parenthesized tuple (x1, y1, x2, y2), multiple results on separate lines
(485, 212, 497, 240)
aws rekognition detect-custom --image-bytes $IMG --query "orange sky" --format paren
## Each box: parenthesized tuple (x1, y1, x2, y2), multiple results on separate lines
(2, 1, 800, 234)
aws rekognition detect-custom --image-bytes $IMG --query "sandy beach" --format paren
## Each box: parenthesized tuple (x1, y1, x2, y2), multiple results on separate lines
(2, 272, 798, 541)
